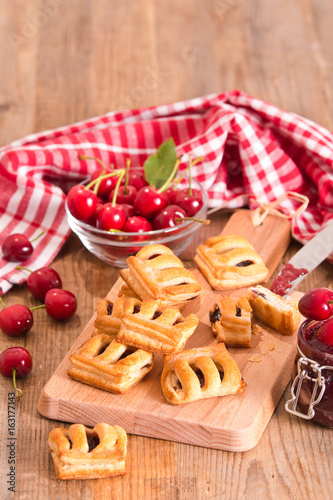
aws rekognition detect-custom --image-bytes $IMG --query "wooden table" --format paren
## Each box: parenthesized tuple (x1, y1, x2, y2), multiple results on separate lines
(1, 1, 333, 499)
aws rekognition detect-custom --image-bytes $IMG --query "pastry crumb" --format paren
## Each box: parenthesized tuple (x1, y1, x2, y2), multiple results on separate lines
(249, 356, 262, 363)
(268, 342, 275, 351)
(252, 324, 261, 335)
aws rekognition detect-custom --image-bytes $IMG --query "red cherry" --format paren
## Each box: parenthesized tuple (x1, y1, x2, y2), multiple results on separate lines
(298, 288, 333, 321)
(67, 185, 98, 222)
(128, 171, 148, 190)
(26, 267, 62, 301)
(86, 196, 104, 226)
(0, 304, 33, 337)
(120, 204, 135, 219)
(152, 205, 186, 230)
(0, 347, 33, 378)
(90, 167, 117, 199)
(122, 216, 152, 233)
(164, 186, 179, 205)
(109, 185, 137, 205)
(96, 203, 126, 231)
(44, 289, 77, 320)
(0, 347, 33, 401)
(316, 318, 333, 346)
(175, 188, 203, 217)
(134, 187, 168, 219)
(2, 234, 33, 262)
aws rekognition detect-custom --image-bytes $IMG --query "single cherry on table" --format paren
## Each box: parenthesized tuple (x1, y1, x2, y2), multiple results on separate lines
(44, 289, 77, 320)
(17, 266, 62, 301)
(0, 303, 33, 337)
(0, 347, 33, 401)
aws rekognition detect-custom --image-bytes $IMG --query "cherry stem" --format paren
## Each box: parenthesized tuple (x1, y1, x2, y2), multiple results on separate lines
(86, 172, 120, 193)
(30, 305, 45, 312)
(0, 296, 5, 309)
(16, 266, 32, 274)
(30, 231, 45, 243)
(111, 169, 125, 207)
(175, 217, 211, 225)
(157, 157, 182, 193)
(123, 159, 131, 195)
(12, 369, 23, 402)
(187, 155, 204, 196)
(328, 301, 333, 305)
(79, 155, 112, 171)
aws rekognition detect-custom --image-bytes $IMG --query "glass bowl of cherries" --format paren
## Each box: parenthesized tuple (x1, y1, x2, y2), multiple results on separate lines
(65, 140, 210, 267)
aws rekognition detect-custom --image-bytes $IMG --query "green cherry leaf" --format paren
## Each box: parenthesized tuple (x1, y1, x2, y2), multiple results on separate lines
(144, 138, 178, 189)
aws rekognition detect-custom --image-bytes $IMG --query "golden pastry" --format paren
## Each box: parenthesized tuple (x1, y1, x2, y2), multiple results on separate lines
(161, 343, 246, 405)
(194, 234, 269, 290)
(247, 285, 300, 335)
(67, 334, 153, 393)
(210, 295, 252, 347)
(49, 422, 127, 480)
(93, 296, 142, 338)
(120, 244, 202, 309)
(116, 299, 199, 354)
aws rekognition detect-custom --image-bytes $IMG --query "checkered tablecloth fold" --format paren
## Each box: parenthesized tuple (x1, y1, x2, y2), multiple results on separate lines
(1, 90, 332, 293)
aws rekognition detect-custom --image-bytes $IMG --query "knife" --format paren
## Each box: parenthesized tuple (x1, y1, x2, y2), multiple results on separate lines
(270, 219, 333, 297)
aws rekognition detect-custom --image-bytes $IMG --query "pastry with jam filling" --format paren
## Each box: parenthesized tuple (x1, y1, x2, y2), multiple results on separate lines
(116, 299, 199, 354)
(194, 234, 269, 290)
(247, 285, 300, 336)
(120, 244, 202, 309)
(48, 422, 127, 480)
(67, 334, 153, 393)
(210, 295, 253, 347)
(161, 343, 246, 405)
(93, 297, 142, 338)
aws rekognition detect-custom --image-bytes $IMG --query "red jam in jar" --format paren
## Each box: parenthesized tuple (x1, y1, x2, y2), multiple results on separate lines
(286, 318, 333, 428)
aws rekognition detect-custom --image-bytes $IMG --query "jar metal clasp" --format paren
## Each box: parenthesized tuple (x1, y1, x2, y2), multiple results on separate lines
(285, 346, 332, 420)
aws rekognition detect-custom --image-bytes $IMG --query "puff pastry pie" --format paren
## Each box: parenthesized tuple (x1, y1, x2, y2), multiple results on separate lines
(247, 285, 300, 335)
(93, 296, 142, 338)
(194, 234, 269, 290)
(67, 334, 153, 393)
(210, 295, 252, 347)
(116, 299, 199, 353)
(120, 244, 202, 309)
(49, 422, 127, 480)
(161, 343, 246, 405)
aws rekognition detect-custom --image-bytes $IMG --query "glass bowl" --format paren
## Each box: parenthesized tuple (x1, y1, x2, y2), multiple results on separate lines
(65, 178, 209, 267)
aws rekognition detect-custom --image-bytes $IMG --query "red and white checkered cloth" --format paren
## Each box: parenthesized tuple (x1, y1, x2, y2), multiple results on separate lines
(1, 89, 333, 294)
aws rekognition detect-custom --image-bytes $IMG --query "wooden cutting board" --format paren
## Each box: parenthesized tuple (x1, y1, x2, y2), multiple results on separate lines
(38, 210, 298, 452)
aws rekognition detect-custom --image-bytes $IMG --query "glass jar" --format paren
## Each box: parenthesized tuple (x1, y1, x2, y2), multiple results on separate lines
(285, 318, 333, 428)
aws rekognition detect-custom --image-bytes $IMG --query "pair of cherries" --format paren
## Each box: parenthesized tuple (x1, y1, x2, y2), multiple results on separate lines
(298, 288, 333, 346)
(0, 266, 77, 338)
(67, 156, 205, 234)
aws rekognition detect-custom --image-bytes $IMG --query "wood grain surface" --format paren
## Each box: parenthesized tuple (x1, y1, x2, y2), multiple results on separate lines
(1, 1, 333, 499)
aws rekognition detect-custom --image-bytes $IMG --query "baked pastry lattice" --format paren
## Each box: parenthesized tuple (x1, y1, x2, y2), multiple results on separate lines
(67, 334, 153, 393)
(49, 422, 127, 480)
(161, 343, 246, 405)
(93, 296, 142, 338)
(120, 244, 202, 309)
(116, 299, 199, 353)
(210, 295, 252, 347)
(194, 234, 269, 290)
(247, 285, 300, 335)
